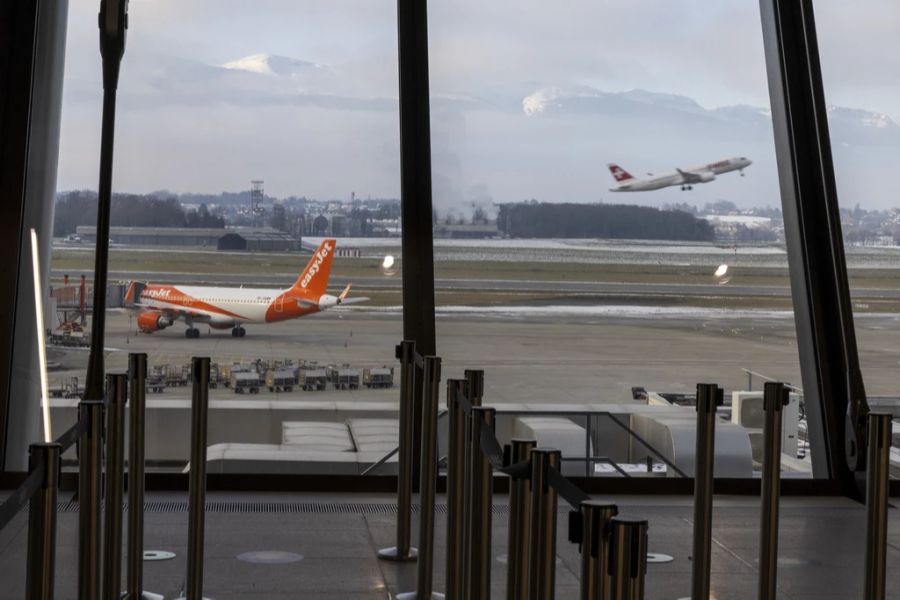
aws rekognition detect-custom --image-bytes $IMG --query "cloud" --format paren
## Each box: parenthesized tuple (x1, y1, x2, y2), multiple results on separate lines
(58, 0, 900, 210)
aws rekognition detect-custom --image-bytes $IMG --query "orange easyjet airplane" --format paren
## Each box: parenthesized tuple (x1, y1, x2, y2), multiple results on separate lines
(124, 239, 366, 338)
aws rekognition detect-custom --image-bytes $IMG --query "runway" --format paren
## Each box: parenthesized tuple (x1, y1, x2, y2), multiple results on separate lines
(50, 268, 900, 300)
(47, 304, 900, 405)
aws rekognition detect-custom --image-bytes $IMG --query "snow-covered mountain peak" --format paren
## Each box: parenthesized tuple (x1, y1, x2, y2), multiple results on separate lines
(220, 53, 323, 77)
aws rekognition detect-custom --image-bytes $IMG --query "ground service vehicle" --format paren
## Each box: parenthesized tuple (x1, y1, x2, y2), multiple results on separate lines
(363, 367, 394, 389)
(231, 371, 261, 394)
(266, 369, 295, 392)
(298, 367, 327, 391)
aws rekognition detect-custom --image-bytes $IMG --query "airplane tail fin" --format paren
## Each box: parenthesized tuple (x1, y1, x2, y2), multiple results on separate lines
(291, 239, 336, 298)
(124, 281, 145, 307)
(607, 163, 634, 182)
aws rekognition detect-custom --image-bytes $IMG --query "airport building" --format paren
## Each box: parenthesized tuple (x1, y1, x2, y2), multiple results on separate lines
(215, 230, 299, 252)
(76, 225, 226, 247)
(1, 2, 898, 599)
(76, 225, 299, 251)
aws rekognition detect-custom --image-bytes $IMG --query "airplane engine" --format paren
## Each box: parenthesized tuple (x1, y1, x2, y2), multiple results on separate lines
(697, 172, 715, 183)
(137, 311, 172, 333)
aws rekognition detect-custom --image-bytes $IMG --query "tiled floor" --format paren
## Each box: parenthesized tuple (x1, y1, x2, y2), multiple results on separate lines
(0, 492, 896, 599)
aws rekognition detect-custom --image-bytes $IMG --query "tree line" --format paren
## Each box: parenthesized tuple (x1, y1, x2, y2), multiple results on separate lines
(54, 191, 224, 236)
(497, 202, 715, 241)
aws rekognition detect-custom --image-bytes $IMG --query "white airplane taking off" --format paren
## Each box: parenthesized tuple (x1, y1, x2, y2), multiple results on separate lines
(607, 157, 752, 192)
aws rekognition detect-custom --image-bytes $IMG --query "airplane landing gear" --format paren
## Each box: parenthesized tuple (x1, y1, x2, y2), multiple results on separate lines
(185, 328, 200, 339)
(231, 327, 246, 338)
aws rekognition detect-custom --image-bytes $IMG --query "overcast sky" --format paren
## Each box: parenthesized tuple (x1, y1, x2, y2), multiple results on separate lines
(58, 0, 900, 210)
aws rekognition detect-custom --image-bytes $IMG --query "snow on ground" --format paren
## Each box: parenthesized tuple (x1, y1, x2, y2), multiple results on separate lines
(351, 304, 796, 320)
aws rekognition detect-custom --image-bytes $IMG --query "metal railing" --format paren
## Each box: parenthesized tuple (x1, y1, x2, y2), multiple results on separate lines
(493, 408, 689, 478)
(2, 345, 895, 600)
(379, 355, 896, 600)
(365, 407, 687, 481)
(384, 349, 655, 600)
(0, 395, 91, 600)
(0, 352, 215, 600)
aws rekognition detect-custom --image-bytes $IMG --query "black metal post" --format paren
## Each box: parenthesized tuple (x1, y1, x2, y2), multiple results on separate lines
(84, 0, 129, 402)
(78, 400, 104, 600)
(758, 0, 870, 488)
(379, 341, 418, 562)
(397, 356, 443, 600)
(102, 373, 127, 600)
(529, 448, 561, 600)
(609, 517, 648, 600)
(466, 406, 495, 600)
(127, 353, 151, 600)
(397, 0, 437, 492)
(507, 439, 536, 600)
(691, 383, 720, 600)
(26, 442, 60, 600)
(864, 413, 891, 600)
(758, 382, 788, 600)
(186, 357, 211, 600)
(580, 501, 618, 600)
(445, 378, 468, 600)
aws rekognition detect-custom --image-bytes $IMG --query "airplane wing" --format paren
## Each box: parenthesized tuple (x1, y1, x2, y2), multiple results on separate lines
(293, 297, 318, 308)
(676, 168, 717, 184)
(129, 302, 226, 324)
(336, 283, 368, 306)
(676, 168, 704, 184)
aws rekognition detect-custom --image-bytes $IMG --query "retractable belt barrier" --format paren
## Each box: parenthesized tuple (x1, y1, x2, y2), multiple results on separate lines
(0, 399, 94, 600)
(0, 459, 47, 534)
(103, 373, 128, 600)
(397, 355, 443, 600)
(0, 417, 88, 533)
(379, 340, 419, 563)
(451, 380, 648, 600)
(455, 385, 586, 506)
(691, 383, 722, 600)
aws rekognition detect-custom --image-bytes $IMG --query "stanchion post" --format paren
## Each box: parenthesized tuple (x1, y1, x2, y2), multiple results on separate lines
(26, 442, 61, 600)
(758, 382, 788, 600)
(185, 357, 211, 600)
(379, 340, 418, 562)
(608, 517, 648, 600)
(864, 412, 892, 600)
(445, 378, 468, 600)
(78, 400, 104, 600)
(461, 369, 484, 599)
(579, 501, 618, 600)
(127, 353, 152, 600)
(102, 373, 127, 600)
(397, 356, 444, 600)
(466, 406, 496, 600)
(507, 439, 536, 600)
(529, 448, 561, 600)
(691, 383, 720, 600)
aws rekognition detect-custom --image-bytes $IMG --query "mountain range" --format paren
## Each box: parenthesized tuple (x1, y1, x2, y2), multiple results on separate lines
(60, 52, 900, 208)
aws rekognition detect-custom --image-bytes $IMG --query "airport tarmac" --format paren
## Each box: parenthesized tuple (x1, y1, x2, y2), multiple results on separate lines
(48, 306, 900, 403)
(48, 267, 900, 301)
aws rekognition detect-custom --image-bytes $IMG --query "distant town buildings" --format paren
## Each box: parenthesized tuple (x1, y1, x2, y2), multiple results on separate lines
(60, 190, 900, 246)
